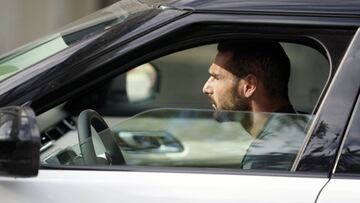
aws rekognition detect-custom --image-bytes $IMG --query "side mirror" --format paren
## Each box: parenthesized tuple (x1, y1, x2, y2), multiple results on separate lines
(0, 106, 40, 177)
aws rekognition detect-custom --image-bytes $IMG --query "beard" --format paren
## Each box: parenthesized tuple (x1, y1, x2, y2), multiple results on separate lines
(229, 86, 250, 111)
(211, 86, 251, 122)
(212, 86, 250, 111)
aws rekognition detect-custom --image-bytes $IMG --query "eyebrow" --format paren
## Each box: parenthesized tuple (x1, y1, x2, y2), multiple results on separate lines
(209, 71, 220, 78)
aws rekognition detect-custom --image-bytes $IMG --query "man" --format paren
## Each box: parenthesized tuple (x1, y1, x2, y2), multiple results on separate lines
(202, 40, 308, 170)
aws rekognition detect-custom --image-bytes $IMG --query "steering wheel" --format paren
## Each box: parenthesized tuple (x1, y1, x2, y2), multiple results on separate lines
(77, 109, 125, 165)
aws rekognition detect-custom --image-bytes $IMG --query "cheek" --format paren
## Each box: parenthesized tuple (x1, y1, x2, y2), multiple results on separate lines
(213, 81, 225, 95)
(214, 82, 234, 102)
(220, 80, 236, 94)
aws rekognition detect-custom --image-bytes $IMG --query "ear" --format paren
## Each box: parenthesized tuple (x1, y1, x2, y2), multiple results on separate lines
(240, 74, 258, 98)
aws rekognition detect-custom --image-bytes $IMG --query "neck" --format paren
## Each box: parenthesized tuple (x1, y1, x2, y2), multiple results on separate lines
(242, 113, 269, 138)
(251, 97, 291, 113)
(243, 97, 291, 137)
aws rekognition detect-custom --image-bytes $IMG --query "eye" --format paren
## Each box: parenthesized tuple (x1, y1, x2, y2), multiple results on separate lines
(213, 75, 220, 80)
(209, 73, 220, 80)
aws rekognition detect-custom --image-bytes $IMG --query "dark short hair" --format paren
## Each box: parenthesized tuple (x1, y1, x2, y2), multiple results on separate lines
(217, 40, 291, 99)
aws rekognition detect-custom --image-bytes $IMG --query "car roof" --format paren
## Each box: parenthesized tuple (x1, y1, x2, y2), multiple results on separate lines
(163, 0, 360, 16)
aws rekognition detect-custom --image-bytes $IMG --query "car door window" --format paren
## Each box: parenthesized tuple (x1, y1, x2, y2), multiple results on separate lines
(110, 109, 312, 170)
(40, 40, 330, 172)
(335, 93, 360, 174)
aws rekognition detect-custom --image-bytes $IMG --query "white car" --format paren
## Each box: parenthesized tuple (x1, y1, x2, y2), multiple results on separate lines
(0, 0, 360, 202)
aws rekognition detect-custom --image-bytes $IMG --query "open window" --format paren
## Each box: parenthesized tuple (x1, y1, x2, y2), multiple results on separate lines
(101, 42, 329, 115)
(39, 37, 330, 172)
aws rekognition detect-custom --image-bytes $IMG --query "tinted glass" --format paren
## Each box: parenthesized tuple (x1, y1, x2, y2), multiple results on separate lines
(336, 94, 360, 174)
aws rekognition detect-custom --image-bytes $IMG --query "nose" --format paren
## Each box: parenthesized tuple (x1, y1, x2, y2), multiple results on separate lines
(202, 78, 213, 95)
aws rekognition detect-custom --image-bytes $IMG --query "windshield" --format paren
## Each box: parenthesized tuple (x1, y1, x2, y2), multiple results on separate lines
(0, 0, 152, 81)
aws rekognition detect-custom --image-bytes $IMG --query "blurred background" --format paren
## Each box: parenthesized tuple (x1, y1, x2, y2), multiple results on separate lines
(0, 0, 118, 56)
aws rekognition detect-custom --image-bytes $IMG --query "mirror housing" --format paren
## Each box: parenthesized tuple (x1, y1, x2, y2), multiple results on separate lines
(0, 106, 40, 177)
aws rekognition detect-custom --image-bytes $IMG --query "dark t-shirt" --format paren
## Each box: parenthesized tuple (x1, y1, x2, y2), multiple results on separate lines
(240, 105, 311, 170)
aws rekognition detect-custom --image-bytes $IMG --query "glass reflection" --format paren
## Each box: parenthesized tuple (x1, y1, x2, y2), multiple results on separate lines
(41, 108, 312, 171)
(337, 97, 360, 173)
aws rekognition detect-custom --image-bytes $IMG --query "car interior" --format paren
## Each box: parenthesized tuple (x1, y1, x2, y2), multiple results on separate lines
(37, 41, 330, 171)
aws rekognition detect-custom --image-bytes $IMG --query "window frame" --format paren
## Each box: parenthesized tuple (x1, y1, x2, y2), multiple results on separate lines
(297, 28, 360, 175)
(34, 12, 356, 177)
(331, 28, 360, 177)
(333, 93, 360, 177)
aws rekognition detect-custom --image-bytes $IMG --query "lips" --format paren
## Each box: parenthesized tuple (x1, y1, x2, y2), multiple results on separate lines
(208, 98, 217, 110)
(207, 97, 217, 110)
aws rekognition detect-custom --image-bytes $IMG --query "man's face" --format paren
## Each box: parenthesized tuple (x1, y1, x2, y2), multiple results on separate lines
(202, 52, 250, 111)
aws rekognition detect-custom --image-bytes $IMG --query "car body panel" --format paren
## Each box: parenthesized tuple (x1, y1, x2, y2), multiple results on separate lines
(167, 0, 360, 16)
(0, 170, 328, 203)
(317, 178, 360, 203)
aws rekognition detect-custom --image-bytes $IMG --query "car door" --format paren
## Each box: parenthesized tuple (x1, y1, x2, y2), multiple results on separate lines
(0, 7, 358, 203)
